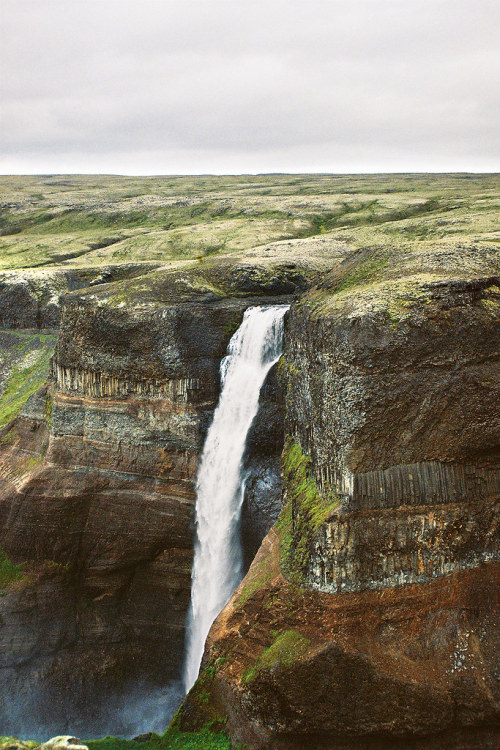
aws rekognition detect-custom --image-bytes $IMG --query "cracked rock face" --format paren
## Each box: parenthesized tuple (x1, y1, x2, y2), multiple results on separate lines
(242, 363, 286, 565)
(283, 275, 500, 594)
(1, 242, 499, 747)
(0, 264, 161, 329)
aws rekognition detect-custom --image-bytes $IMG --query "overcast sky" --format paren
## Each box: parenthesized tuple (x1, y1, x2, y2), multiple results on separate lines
(1, 0, 499, 174)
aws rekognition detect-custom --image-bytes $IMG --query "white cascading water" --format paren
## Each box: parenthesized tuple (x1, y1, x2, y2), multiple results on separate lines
(183, 305, 289, 692)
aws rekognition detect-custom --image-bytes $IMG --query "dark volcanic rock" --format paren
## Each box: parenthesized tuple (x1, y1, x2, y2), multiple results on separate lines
(177, 261, 500, 750)
(241, 455, 282, 565)
(0, 260, 298, 730)
(242, 362, 286, 565)
(0, 264, 161, 328)
(178, 531, 500, 750)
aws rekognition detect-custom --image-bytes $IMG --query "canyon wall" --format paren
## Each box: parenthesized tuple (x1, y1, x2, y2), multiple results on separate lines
(1, 247, 498, 747)
(285, 273, 499, 593)
(0, 262, 299, 735)
(177, 254, 500, 749)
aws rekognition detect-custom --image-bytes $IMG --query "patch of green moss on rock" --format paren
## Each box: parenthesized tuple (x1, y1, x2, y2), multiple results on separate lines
(243, 629, 311, 684)
(0, 547, 26, 592)
(237, 554, 276, 606)
(170, 654, 229, 735)
(279, 437, 339, 584)
(0, 347, 54, 428)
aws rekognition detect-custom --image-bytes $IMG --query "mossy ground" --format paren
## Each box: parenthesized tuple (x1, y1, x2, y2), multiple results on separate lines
(84, 726, 235, 750)
(0, 730, 237, 750)
(0, 331, 56, 428)
(1, 174, 498, 272)
(0, 351, 53, 428)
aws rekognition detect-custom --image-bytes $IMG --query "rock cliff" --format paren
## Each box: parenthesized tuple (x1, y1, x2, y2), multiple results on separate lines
(0, 261, 306, 735)
(176, 247, 500, 749)
(0, 173, 498, 747)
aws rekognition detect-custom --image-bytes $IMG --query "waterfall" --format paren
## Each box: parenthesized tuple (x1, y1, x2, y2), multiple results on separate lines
(183, 304, 289, 692)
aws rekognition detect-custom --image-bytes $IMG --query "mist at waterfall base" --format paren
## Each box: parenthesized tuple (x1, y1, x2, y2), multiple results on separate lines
(0, 677, 184, 740)
(184, 305, 289, 692)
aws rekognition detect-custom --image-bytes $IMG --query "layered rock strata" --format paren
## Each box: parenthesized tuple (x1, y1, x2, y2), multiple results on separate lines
(178, 259, 500, 749)
(0, 262, 302, 733)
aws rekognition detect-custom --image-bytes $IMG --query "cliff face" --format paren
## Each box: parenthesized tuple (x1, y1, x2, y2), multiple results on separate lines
(0, 264, 161, 329)
(0, 262, 300, 734)
(1, 239, 499, 746)
(177, 252, 500, 749)
(284, 272, 499, 592)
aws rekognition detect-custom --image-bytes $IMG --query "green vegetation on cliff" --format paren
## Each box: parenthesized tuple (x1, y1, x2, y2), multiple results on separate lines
(243, 628, 310, 683)
(0, 338, 54, 428)
(0, 547, 26, 591)
(279, 437, 339, 584)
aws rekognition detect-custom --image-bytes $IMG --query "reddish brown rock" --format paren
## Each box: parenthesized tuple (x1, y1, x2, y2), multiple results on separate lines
(179, 529, 499, 750)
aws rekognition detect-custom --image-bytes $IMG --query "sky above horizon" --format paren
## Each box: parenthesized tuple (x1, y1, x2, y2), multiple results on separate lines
(1, 0, 499, 175)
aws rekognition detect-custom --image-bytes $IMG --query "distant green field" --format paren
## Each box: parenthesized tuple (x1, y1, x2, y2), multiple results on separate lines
(1, 173, 498, 271)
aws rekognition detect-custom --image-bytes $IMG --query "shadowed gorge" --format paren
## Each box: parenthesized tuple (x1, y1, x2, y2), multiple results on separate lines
(0, 173, 498, 749)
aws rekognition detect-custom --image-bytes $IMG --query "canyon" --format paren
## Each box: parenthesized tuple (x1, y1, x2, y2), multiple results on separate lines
(0, 174, 498, 748)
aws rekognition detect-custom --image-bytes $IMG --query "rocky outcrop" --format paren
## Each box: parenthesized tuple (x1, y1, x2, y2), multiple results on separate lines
(242, 362, 286, 564)
(0, 261, 305, 735)
(179, 530, 499, 750)
(282, 271, 499, 593)
(0, 263, 161, 329)
(177, 253, 500, 749)
(39, 739, 88, 750)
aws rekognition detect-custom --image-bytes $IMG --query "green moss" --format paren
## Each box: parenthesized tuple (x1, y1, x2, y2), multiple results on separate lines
(384, 296, 415, 327)
(481, 285, 500, 314)
(85, 727, 233, 750)
(0, 546, 26, 592)
(0, 428, 15, 445)
(204, 656, 227, 679)
(243, 629, 311, 684)
(0, 739, 38, 750)
(174, 655, 229, 729)
(278, 437, 339, 583)
(44, 393, 53, 427)
(237, 559, 275, 606)
(332, 255, 390, 294)
(0, 349, 54, 428)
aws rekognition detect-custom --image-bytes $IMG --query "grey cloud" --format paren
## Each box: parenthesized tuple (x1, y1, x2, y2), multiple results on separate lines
(1, 0, 499, 173)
